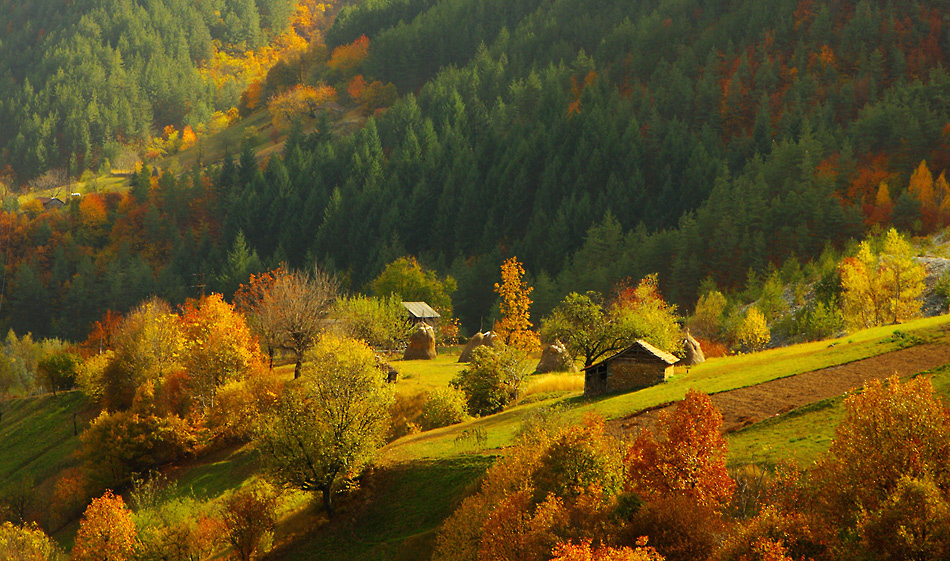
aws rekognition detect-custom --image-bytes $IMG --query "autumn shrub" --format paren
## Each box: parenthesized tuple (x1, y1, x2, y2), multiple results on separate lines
(221, 481, 279, 561)
(433, 418, 624, 561)
(134, 497, 223, 561)
(48, 467, 91, 530)
(207, 371, 282, 444)
(693, 337, 728, 359)
(856, 475, 950, 561)
(811, 376, 950, 528)
(451, 345, 527, 416)
(0, 522, 63, 561)
(81, 411, 202, 488)
(715, 506, 823, 561)
(623, 496, 724, 561)
(421, 387, 469, 430)
(388, 392, 425, 441)
(72, 490, 137, 561)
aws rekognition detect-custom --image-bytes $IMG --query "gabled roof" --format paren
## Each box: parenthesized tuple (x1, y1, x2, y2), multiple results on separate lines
(583, 339, 678, 370)
(402, 301, 440, 319)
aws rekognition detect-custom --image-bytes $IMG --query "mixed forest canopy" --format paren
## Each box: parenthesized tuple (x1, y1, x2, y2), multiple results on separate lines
(1, 0, 950, 342)
(0, 0, 300, 181)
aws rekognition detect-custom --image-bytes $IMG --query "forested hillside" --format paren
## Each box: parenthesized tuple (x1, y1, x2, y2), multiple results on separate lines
(3, 0, 950, 340)
(226, 0, 950, 324)
(0, 0, 301, 181)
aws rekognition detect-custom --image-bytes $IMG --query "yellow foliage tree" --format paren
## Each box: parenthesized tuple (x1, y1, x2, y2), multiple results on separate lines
(735, 308, 770, 352)
(267, 84, 338, 128)
(840, 228, 925, 329)
(493, 257, 539, 353)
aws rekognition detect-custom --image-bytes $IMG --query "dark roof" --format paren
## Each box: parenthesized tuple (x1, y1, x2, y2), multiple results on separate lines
(402, 301, 440, 319)
(583, 340, 678, 370)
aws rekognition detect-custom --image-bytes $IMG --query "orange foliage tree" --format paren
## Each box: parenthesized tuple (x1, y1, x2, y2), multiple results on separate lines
(626, 390, 734, 509)
(813, 375, 950, 527)
(71, 490, 137, 561)
(234, 267, 284, 369)
(493, 257, 540, 353)
(327, 35, 370, 76)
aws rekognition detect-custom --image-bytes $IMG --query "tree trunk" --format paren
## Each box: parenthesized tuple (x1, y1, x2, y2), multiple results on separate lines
(321, 485, 334, 518)
(294, 352, 303, 379)
(268, 347, 275, 370)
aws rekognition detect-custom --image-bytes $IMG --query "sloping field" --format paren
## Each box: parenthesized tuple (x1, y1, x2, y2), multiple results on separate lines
(618, 341, 950, 434)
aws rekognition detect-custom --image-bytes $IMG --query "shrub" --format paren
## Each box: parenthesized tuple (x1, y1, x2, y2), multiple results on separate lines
(421, 388, 469, 430)
(207, 372, 281, 444)
(857, 476, 950, 561)
(0, 522, 63, 560)
(81, 411, 202, 488)
(221, 481, 279, 561)
(451, 345, 527, 416)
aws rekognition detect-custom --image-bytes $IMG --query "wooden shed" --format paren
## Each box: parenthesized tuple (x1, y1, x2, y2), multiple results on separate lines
(583, 340, 677, 397)
(402, 301, 440, 328)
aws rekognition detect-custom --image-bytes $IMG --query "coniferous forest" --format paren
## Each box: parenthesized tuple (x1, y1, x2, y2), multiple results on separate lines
(1, 0, 950, 340)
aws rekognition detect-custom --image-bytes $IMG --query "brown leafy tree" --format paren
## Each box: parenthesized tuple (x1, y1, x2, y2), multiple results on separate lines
(256, 267, 338, 379)
(221, 482, 279, 561)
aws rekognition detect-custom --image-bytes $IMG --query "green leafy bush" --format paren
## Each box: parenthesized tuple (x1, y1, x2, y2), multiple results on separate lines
(420, 388, 469, 430)
(451, 345, 526, 416)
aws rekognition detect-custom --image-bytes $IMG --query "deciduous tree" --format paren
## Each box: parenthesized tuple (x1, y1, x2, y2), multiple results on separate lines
(0, 522, 62, 561)
(72, 490, 137, 561)
(221, 482, 279, 561)
(494, 257, 539, 353)
(255, 267, 338, 379)
(256, 336, 392, 516)
(626, 390, 734, 509)
(179, 294, 261, 408)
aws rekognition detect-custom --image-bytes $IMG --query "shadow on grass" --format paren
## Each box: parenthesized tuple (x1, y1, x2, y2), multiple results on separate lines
(273, 455, 493, 561)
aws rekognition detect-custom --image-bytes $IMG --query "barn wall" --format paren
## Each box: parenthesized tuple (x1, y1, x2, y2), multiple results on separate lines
(606, 359, 670, 393)
(584, 366, 609, 396)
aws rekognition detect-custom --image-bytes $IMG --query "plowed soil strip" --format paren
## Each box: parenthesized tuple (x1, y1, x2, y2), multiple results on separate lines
(615, 343, 950, 434)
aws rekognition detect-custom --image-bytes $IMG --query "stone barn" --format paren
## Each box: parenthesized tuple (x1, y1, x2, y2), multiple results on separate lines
(583, 340, 677, 397)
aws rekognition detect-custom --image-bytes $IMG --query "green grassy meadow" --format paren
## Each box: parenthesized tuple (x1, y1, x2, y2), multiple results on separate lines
(0, 391, 87, 485)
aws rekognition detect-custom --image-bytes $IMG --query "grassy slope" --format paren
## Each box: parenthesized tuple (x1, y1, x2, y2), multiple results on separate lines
(6, 316, 949, 559)
(0, 391, 87, 486)
(275, 315, 950, 560)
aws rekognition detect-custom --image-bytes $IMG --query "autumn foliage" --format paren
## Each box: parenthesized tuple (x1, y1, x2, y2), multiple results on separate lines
(71, 490, 137, 561)
(494, 257, 540, 353)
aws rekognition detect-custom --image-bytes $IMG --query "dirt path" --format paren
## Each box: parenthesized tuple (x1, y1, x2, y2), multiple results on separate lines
(614, 343, 950, 435)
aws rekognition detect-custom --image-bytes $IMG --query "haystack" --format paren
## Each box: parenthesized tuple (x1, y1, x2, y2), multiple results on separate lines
(403, 323, 437, 360)
(458, 331, 496, 362)
(677, 331, 705, 366)
(535, 340, 576, 373)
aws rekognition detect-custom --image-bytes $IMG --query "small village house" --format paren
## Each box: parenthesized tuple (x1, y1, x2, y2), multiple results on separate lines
(583, 340, 677, 397)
